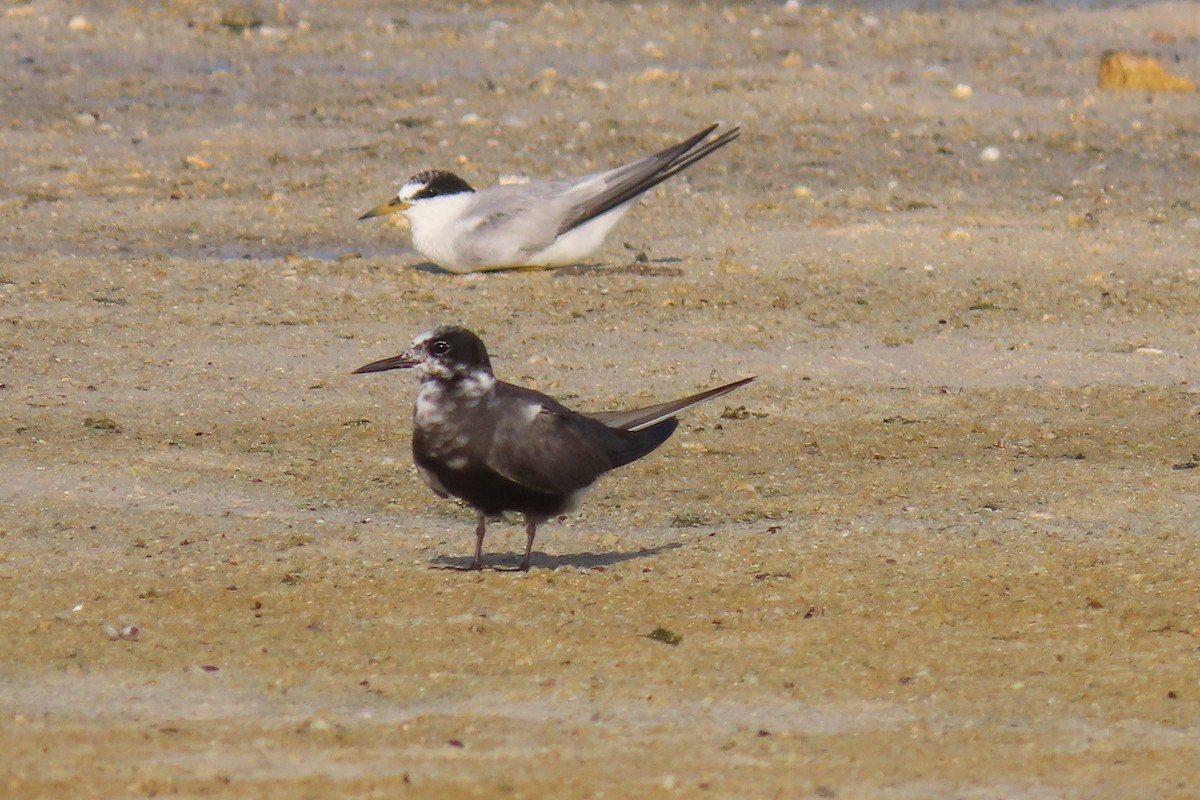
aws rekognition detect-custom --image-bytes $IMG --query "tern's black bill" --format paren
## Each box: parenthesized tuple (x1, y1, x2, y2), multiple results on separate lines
(352, 354, 418, 374)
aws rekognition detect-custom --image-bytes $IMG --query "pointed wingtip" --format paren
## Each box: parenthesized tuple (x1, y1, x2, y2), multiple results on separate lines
(703, 123, 740, 142)
(702, 375, 756, 401)
(592, 375, 756, 432)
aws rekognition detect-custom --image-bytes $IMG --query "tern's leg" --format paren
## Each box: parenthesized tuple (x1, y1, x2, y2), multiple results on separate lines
(471, 514, 486, 570)
(519, 518, 537, 572)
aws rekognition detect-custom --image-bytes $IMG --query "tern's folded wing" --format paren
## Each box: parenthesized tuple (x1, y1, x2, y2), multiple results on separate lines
(556, 124, 740, 236)
(487, 400, 616, 496)
(457, 183, 575, 266)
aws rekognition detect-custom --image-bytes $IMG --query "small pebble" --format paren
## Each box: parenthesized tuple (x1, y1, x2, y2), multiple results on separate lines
(951, 83, 973, 99)
(979, 146, 1001, 162)
(636, 67, 674, 83)
(103, 623, 139, 641)
(68, 15, 94, 32)
(529, 68, 557, 93)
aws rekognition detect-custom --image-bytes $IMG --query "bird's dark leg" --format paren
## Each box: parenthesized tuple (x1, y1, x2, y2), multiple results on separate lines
(471, 514, 486, 570)
(520, 518, 537, 571)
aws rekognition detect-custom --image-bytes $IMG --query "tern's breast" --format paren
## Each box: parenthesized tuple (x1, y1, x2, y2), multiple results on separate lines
(404, 193, 479, 271)
(412, 379, 492, 463)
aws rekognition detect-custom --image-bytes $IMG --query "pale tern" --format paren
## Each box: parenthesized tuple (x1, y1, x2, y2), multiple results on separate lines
(358, 123, 740, 273)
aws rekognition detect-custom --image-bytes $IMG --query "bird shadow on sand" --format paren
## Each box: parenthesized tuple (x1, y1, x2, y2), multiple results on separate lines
(410, 261, 455, 275)
(556, 256, 684, 278)
(407, 257, 684, 277)
(429, 542, 683, 572)
(409, 261, 574, 276)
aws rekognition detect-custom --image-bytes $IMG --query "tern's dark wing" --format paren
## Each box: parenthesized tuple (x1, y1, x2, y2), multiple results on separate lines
(556, 124, 741, 236)
(590, 377, 755, 431)
(486, 383, 675, 495)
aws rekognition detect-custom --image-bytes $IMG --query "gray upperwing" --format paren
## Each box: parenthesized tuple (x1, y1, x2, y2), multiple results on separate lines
(555, 124, 740, 236)
(600, 123, 720, 185)
(590, 376, 755, 432)
(459, 182, 573, 264)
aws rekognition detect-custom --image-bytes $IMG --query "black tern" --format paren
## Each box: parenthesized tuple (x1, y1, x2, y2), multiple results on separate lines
(357, 123, 740, 273)
(353, 326, 754, 570)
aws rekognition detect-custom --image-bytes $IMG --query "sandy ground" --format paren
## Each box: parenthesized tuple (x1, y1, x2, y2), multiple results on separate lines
(3, 1, 1200, 797)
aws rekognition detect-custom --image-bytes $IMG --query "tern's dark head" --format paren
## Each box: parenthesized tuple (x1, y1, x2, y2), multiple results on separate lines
(358, 171, 476, 220)
(353, 326, 494, 383)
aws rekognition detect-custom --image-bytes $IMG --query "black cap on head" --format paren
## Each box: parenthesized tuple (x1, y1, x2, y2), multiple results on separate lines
(408, 171, 475, 200)
(423, 326, 492, 373)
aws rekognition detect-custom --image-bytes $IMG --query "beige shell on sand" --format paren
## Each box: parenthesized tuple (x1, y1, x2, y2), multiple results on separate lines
(1099, 50, 1196, 92)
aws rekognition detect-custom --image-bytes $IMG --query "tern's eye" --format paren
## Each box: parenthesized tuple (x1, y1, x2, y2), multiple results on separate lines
(430, 340, 451, 357)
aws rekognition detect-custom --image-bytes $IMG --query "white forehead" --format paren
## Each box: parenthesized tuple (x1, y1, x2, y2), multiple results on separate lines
(409, 329, 437, 349)
(396, 178, 427, 202)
